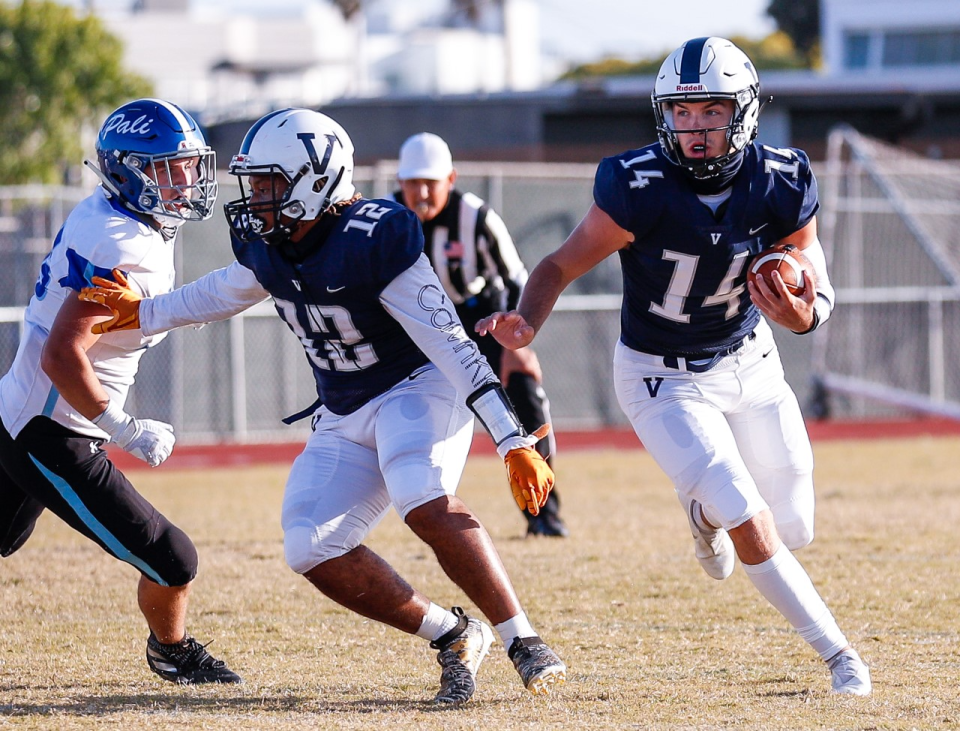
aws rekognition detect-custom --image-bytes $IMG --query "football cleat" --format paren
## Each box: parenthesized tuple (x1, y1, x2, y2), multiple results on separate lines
(687, 501, 736, 580)
(526, 491, 568, 537)
(146, 633, 242, 685)
(507, 636, 566, 695)
(430, 607, 495, 705)
(828, 647, 872, 696)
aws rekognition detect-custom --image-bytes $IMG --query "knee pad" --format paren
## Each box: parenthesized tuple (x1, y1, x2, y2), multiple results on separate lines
(145, 520, 198, 587)
(772, 490, 815, 549)
(675, 453, 768, 531)
(778, 518, 814, 550)
(284, 516, 369, 575)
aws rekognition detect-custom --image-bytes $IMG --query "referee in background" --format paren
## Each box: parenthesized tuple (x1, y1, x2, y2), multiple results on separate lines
(394, 132, 568, 537)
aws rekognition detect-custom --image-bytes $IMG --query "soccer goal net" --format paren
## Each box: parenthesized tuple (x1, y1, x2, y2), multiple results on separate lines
(812, 125, 960, 420)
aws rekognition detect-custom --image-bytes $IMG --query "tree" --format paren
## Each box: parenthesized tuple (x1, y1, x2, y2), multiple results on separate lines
(767, 0, 820, 63)
(0, 1, 152, 185)
(559, 32, 809, 82)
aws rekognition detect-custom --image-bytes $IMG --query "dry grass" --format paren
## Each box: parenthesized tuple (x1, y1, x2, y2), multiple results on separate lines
(3, 436, 960, 730)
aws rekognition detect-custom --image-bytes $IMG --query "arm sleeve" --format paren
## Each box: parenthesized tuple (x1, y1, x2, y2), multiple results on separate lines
(139, 261, 270, 336)
(379, 254, 498, 396)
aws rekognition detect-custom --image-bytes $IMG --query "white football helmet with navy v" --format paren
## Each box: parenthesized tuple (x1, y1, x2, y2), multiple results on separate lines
(652, 37, 762, 179)
(224, 108, 356, 244)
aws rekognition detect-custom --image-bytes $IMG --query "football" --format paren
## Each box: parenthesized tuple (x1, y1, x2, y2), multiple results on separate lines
(747, 243, 808, 296)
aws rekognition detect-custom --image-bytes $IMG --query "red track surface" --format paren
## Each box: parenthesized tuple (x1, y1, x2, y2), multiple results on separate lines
(108, 418, 960, 472)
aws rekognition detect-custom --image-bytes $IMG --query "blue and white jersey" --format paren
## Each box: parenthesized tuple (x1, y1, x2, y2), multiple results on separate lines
(0, 187, 175, 438)
(594, 142, 818, 356)
(141, 198, 497, 416)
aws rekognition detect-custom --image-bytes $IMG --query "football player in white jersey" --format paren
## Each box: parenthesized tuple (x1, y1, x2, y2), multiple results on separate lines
(477, 38, 871, 696)
(0, 99, 240, 685)
(79, 108, 566, 704)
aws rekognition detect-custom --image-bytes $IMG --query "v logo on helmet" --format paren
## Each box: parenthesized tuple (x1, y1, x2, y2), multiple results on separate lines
(297, 132, 338, 175)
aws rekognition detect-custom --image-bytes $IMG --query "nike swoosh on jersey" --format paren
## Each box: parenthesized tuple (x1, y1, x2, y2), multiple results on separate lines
(749, 223, 769, 235)
(326, 285, 346, 293)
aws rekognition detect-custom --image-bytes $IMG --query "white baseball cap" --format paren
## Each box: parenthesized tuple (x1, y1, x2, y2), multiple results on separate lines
(398, 132, 453, 181)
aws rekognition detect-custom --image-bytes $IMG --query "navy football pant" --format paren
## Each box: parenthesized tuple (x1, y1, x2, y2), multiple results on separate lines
(0, 415, 197, 586)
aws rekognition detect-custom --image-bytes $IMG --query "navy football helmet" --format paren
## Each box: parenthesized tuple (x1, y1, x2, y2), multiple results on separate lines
(652, 37, 762, 180)
(223, 108, 356, 244)
(86, 98, 217, 224)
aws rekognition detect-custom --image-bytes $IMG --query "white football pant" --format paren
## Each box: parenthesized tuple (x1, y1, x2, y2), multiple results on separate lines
(613, 318, 815, 549)
(282, 365, 474, 574)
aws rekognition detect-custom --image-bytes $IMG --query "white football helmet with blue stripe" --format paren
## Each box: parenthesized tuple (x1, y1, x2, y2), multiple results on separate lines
(652, 37, 762, 179)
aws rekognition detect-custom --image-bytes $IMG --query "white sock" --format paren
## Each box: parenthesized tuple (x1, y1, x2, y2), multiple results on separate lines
(742, 544, 848, 661)
(415, 603, 460, 641)
(494, 613, 536, 646)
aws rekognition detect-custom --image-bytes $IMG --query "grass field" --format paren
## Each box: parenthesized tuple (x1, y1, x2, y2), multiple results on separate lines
(2, 436, 960, 730)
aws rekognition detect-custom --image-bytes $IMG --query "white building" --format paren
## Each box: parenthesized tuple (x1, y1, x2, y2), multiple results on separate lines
(821, 0, 960, 78)
(85, 0, 542, 121)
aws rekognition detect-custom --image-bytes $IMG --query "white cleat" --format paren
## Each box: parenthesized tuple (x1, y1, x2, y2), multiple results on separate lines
(687, 502, 736, 580)
(828, 648, 872, 696)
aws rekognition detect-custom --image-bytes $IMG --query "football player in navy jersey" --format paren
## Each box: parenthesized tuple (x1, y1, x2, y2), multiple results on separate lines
(80, 108, 565, 704)
(477, 37, 871, 696)
(0, 99, 240, 685)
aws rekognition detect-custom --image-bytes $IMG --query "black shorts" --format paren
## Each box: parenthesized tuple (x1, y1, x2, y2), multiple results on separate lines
(0, 415, 197, 586)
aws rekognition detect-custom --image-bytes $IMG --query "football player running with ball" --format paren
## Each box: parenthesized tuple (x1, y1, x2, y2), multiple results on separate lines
(81, 108, 565, 704)
(477, 37, 871, 696)
(0, 99, 240, 685)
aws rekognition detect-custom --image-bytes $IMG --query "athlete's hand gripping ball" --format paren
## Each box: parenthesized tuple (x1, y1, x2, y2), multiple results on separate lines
(79, 269, 143, 334)
(502, 424, 554, 515)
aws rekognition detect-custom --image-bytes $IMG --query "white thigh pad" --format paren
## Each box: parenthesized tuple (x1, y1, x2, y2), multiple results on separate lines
(374, 369, 474, 519)
(613, 343, 769, 530)
(282, 426, 391, 574)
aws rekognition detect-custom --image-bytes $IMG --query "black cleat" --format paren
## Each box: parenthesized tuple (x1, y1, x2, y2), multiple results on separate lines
(525, 492, 569, 537)
(507, 635, 566, 695)
(146, 633, 242, 685)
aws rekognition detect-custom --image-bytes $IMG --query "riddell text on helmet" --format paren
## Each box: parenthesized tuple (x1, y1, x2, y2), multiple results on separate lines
(676, 85, 705, 92)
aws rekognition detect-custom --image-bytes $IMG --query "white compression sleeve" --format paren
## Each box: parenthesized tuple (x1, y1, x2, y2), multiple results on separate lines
(379, 254, 498, 396)
(139, 261, 270, 336)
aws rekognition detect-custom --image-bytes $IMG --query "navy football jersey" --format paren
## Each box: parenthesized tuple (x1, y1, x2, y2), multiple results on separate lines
(594, 142, 819, 357)
(231, 199, 430, 414)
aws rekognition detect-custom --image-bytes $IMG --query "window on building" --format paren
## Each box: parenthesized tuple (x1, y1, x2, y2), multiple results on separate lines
(882, 30, 960, 67)
(844, 32, 871, 69)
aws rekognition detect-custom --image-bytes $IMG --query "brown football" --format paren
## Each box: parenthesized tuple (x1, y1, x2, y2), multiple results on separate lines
(747, 243, 808, 296)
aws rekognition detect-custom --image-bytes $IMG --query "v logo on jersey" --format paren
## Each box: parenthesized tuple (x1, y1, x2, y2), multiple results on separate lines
(643, 376, 664, 397)
(710, 233, 722, 246)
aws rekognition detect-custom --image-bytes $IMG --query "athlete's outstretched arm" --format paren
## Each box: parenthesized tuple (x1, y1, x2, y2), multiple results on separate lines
(475, 203, 632, 348)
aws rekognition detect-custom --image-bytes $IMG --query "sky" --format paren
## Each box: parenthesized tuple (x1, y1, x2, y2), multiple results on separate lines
(536, 0, 776, 62)
(65, 0, 777, 65)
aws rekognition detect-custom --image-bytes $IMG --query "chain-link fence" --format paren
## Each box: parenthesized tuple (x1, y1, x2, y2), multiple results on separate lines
(813, 126, 960, 420)
(4, 143, 953, 443)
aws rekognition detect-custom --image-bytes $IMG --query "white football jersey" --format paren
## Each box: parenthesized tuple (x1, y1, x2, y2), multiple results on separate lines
(0, 188, 175, 439)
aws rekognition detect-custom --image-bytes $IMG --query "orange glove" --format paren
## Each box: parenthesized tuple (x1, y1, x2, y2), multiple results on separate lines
(503, 424, 554, 516)
(78, 269, 142, 334)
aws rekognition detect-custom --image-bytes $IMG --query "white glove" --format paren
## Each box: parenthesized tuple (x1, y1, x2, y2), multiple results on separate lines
(496, 432, 540, 459)
(92, 401, 176, 467)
